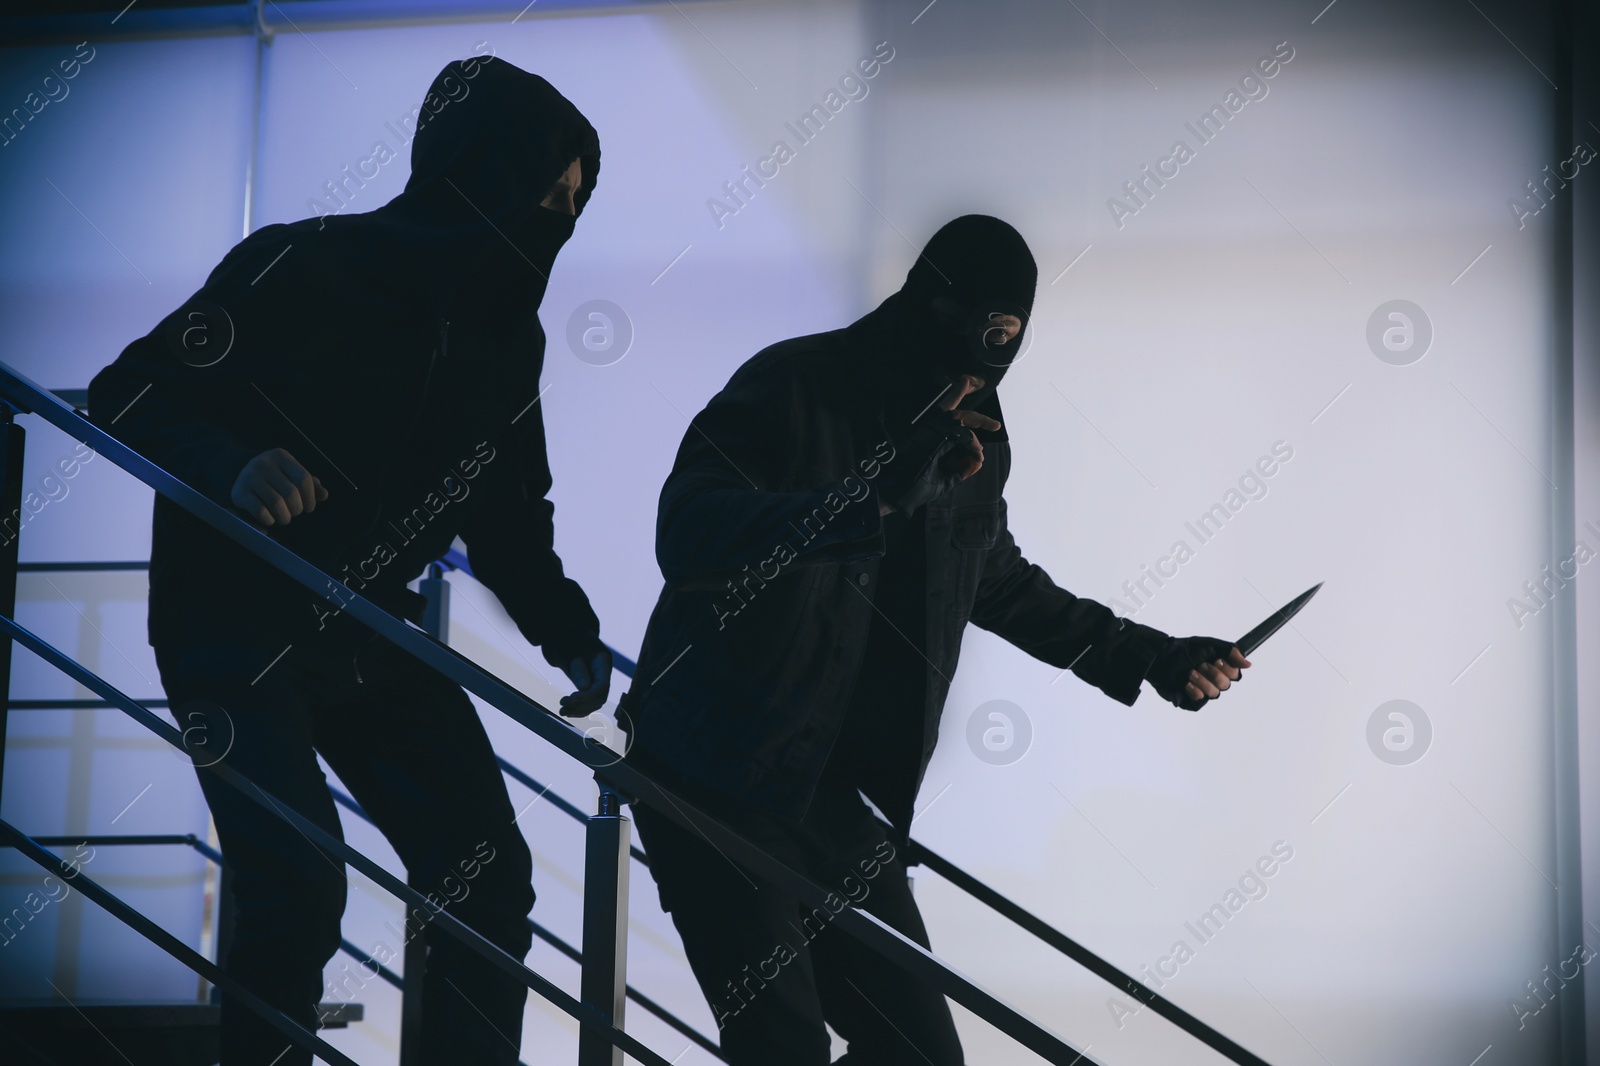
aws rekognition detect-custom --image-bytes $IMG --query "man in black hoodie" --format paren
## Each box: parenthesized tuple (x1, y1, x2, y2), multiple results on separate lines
(621, 215, 1249, 1064)
(87, 58, 607, 1065)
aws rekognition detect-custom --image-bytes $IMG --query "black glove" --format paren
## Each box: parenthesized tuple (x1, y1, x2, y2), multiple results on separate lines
(1145, 635, 1240, 711)
(876, 411, 972, 516)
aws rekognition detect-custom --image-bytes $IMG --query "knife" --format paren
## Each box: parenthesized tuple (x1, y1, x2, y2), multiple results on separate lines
(1236, 582, 1323, 656)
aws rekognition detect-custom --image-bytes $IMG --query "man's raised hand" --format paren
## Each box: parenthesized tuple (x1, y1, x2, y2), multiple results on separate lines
(231, 448, 328, 527)
(939, 372, 999, 481)
(879, 374, 1001, 516)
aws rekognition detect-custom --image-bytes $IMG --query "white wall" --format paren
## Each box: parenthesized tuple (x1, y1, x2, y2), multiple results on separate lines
(884, 2, 1571, 1063)
(0, 1, 1585, 1063)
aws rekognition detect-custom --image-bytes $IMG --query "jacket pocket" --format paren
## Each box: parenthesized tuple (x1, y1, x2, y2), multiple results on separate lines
(951, 502, 1001, 550)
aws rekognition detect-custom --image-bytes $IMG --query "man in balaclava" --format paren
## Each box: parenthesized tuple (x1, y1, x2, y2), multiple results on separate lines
(87, 58, 606, 1065)
(619, 215, 1249, 1064)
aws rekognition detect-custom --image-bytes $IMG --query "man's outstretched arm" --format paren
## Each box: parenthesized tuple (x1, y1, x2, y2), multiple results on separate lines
(968, 513, 1248, 708)
(458, 401, 610, 716)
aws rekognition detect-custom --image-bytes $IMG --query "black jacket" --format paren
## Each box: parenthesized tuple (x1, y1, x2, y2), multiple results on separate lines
(87, 58, 604, 666)
(623, 315, 1172, 827)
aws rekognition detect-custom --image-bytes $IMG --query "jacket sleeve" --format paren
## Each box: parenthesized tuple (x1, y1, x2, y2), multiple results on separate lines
(457, 397, 602, 669)
(655, 357, 886, 588)
(968, 504, 1170, 706)
(85, 232, 289, 505)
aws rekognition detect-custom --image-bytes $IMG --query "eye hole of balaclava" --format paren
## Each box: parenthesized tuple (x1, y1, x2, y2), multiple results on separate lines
(930, 295, 1031, 377)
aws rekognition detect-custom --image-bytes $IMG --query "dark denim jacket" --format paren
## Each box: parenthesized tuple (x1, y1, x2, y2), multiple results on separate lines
(622, 323, 1169, 824)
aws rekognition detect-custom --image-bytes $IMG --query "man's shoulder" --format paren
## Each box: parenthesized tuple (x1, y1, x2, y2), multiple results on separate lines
(201, 219, 341, 298)
(726, 328, 850, 393)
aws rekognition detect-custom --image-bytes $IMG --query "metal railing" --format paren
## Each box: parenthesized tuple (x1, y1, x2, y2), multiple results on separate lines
(0, 361, 1275, 1065)
(9, 557, 716, 1061)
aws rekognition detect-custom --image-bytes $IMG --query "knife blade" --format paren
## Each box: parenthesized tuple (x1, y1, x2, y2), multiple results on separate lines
(1236, 582, 1323, 656)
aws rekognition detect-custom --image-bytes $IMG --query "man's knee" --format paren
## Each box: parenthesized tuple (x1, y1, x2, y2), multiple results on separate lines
(224, 862, 347, 980)
(308, 868, 351, 957)
(419, 832, 534, 950)
(456, 829, 532, 906)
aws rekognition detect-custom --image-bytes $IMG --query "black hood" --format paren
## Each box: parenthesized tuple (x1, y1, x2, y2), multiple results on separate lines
(858, 214, 1037, 427)
(404, 57, 600, 221)
(324, 56, 600, 317)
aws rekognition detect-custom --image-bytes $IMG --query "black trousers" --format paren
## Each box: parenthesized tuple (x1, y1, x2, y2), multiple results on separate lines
(631, 758, 964, 1066)
(154, 638, 535, 1066)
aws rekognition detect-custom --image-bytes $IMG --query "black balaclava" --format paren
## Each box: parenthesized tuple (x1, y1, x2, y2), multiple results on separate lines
(865, 214, 1038, 427)
(334, 56, 600, 318)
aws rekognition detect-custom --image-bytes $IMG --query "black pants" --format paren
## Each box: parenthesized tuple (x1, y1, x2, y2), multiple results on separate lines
(631, 759, 964, 1066)
(155, 638, 535, 1066)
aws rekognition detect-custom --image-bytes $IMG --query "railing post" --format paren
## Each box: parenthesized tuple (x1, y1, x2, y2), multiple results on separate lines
(398, 899, 427, 1066)
(211, 862, 236, 1006)
(399, 564, 452, 1066)
(0, 410, 24, 802)
(578, 785, 630, 1066)
(419, 563, 449, 645)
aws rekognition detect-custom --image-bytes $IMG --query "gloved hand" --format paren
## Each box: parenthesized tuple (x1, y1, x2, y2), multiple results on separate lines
(552, 638, 613, 718)
(876, 411, 973, 516)
(877, 374, 1001, 515)
(1145, 635, 1250, 711)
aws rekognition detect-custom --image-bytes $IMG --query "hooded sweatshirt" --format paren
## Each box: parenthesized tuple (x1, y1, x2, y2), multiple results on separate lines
(87, 57, 604, 666)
